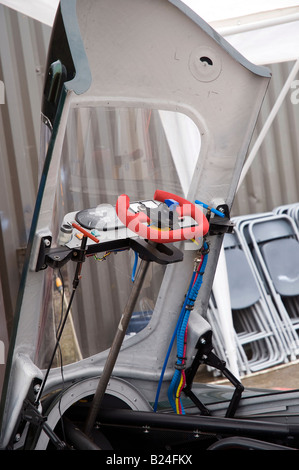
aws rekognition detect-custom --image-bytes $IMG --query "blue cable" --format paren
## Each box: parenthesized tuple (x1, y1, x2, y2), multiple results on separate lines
(131, 251, 139, 282)
(153, 271, 196, 412)
(168, 293, 193, 412)
(195, 200, 225, 218)
(167, 307, 192, 412)
(154, 242, 209, 412)
(167, 242, 209, 413)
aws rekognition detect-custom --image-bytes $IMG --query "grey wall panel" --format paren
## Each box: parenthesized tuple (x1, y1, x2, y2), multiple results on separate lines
(0, 6, 51, 334)
(232, 61, 299, 217)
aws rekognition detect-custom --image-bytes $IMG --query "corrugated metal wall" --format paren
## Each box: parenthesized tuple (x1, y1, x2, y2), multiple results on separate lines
(0, 6, 51, 342)
(0, 4, 299, 349)
(232, 60, 299, 217)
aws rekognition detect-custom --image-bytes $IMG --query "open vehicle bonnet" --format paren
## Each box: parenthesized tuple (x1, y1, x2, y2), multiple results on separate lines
(2, 0, 296, 452)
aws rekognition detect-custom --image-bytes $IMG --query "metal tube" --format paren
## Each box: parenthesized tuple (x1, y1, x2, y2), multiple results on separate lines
(63, 418, 101, 450)
(84, 259, 150, 436)
(97, 408, 299, 440)
(207, 436, 295, 451)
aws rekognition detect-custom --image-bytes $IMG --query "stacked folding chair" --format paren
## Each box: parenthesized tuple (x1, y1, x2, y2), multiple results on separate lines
(234, 213, 296, 361)
(202, 205, 299, 378)
(205, 228, 288, 376)
(274, 203, 299, 230)
(244, 213, 299, 359)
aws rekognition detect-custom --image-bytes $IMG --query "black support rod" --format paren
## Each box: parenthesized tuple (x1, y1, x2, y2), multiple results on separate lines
(84, 259, 150, 436)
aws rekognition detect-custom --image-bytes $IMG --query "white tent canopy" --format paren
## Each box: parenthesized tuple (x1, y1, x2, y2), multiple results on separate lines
(183, 0, 299, 65)
(1, 0, 299, 65)
(0, 0, 59, 26)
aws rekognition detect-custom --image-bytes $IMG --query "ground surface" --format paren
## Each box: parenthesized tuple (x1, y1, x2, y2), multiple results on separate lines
(195, 360, 299, 390)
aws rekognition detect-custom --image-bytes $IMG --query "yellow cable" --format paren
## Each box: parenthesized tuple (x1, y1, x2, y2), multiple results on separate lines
(175, 374, 184, 414)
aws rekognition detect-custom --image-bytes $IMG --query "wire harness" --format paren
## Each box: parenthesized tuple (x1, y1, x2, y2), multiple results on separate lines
(153, 241, 209, 412)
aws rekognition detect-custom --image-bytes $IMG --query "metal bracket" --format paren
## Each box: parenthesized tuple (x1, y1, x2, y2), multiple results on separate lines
(209, 204, 234, 235)
(35, 235, 53, 271)
(38, 236, 183, 271)
(184, 330, 244, 418)
(21, 399, 66, 450)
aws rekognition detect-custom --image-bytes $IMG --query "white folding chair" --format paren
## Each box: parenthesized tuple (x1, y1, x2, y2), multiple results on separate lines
(223, 231, 288, 372)
(246, 214, 299, 359)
